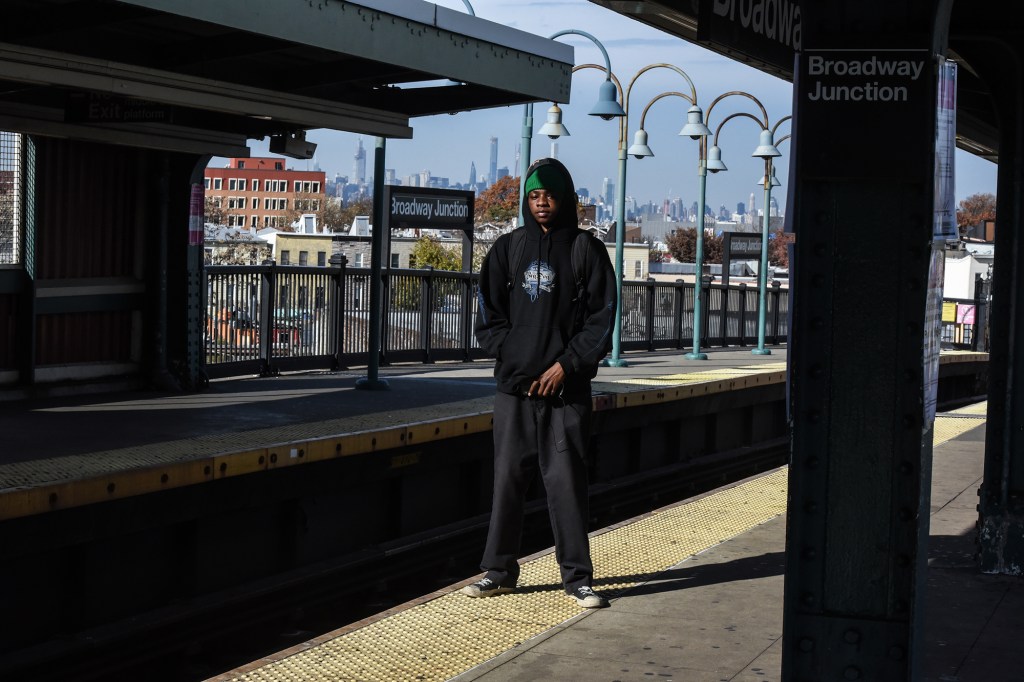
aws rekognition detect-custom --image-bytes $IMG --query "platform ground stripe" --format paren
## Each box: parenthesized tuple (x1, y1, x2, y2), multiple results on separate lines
(227, 469, 790, 682)
(934, 409, 986, 445)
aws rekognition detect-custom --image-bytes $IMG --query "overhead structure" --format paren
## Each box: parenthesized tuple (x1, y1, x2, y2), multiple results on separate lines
(0, 0, 574, 156)
(588, 0, 1000, 162)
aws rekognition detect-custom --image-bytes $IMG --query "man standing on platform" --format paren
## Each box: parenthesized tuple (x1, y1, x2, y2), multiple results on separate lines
(463, 157, 616, 609)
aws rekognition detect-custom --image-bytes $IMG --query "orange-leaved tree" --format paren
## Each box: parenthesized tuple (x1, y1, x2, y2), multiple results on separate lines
(956, 192, 996, 235)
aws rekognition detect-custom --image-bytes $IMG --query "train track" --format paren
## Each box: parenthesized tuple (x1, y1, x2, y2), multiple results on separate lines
(1, 438, 789, 682)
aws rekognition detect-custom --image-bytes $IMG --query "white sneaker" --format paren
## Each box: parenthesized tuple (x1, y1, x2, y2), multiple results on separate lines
(571, 585, 609, 608)
(460, 577, 514, 598)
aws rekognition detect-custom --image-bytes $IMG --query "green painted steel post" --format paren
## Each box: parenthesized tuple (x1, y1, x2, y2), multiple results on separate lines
(686, 161, 708, 360)
(753, 160, 772, 355)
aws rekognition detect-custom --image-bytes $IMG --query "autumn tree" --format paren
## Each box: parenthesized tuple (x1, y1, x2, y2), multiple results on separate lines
(283, 192, 323, 226)
(204, 196, 226, 226)
(767, 227, 795, 267)
(956, 192, 996, 234)
(664, 227, 724, 264)
(475, 175, 519, 226)
(338, 196, 374, 231)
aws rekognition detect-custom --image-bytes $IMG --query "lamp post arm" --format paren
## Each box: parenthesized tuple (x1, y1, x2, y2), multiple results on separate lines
(635, 91, 695, 130)
(626, 63, 699, 112)
(706, 91, 770, 130)
(551, 30, 615, 84)
(459, 0, 476, 15)
(772, 115, 792, 137)
(711, 111, 767, 148)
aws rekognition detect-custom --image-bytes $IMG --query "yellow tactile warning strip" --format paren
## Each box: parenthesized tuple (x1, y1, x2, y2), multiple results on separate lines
(218, 468, 790, 682)
(599, 363, 788, 409)
(0, 352, 987, 521)
(218, 403, 988, 682)
(933, 401, 987, 445)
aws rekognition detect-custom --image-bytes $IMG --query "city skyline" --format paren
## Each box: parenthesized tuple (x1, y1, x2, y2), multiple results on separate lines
(222, 0, 998, 214)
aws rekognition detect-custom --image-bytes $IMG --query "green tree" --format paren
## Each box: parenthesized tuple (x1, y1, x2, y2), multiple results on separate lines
(393, 235, 463, 311)
(410, 235, 461, 271)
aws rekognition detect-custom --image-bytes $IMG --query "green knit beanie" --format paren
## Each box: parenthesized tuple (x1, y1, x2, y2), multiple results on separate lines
(524, 164, 565, 199)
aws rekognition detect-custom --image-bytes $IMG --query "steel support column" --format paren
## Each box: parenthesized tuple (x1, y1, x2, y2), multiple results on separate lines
(976, 39, 1024, 574)
(782, 3, 945, 679)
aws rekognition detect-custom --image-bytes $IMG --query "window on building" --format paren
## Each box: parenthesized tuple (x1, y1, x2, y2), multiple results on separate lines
(299, 251, 308, 266)
(281, 250, 290, 265)
(1, 131, 23, 266)
(390, 253, 400, 268)
(229, 178, 237, 191)
(353, 253, 364, 268)
(275, 162, 283, 170)
(634, 261, 642, 278)
(251, 197, 258, 209)
(252, 179, 259, 191)
(317, 251, 326, 267)
(251, 216, 258, 228)
(204, 178, 210, 190)
(239, 179, 246, 191)
(214, 178, 223, 190)
(237, 160, 245, 169)
(294, 181, 301, 193)
(312, 182, 320, 193)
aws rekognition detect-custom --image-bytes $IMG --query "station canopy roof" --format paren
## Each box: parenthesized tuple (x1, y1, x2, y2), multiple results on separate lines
(589, 0, 1012, 164)
(0, 0, 574, 157)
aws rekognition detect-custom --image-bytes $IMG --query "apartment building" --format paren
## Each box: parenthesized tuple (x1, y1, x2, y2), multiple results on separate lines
(205, 157, 326, 229)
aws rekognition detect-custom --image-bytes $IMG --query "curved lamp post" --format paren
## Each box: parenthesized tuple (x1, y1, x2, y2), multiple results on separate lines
(751, 117, 790, 354)
(562, 63, 709, 367)
(688, 91, 776, 359)
(518, 30, 625, 226)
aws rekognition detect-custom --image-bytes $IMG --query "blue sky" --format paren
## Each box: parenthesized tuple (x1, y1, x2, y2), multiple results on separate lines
(239, 0, 998, 214)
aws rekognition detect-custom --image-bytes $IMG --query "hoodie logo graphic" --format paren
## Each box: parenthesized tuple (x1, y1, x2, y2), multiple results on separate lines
(522, 260, 556, 302)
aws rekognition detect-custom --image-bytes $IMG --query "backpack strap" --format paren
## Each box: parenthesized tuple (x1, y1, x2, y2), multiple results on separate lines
(505, 227, 527, 292)
(570, 230, 594, 332)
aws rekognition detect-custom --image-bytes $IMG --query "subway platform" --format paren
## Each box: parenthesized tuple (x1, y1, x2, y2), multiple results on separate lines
(207, 398, 1017, 682)
(0, 348, 1007, 682)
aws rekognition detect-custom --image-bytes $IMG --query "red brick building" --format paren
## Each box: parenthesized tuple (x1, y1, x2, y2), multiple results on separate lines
(204, 157, 326, 229)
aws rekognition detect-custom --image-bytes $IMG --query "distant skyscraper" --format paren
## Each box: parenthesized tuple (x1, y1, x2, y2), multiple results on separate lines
(749, 192, 757, 223)
(770, 196, 780, 217)
(353, 139, 366, 185)
(601, 178, 613, 204)
(496, 166, 510, 181)
(489, 137, 498, 187)
(384, 169, 397, 185)
(469, 161, 477, 186)
(737, 202, 746, 216)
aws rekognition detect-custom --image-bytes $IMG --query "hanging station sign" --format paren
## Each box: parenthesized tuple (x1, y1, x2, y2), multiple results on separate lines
(384, 186, 475, 230)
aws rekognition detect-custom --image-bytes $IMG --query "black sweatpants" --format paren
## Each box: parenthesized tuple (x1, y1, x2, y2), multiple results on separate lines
(480, 390, 594, 594)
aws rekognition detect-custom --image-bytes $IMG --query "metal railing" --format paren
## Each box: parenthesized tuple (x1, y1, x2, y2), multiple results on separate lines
(203, 263, 791, 379)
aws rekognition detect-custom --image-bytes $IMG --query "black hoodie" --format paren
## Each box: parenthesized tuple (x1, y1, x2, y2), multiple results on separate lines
(475, 158, 617, 398)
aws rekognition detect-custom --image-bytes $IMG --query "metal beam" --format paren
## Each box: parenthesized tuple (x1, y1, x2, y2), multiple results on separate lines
(113, 0, 573, 105)
(0, 43, 414, 138)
